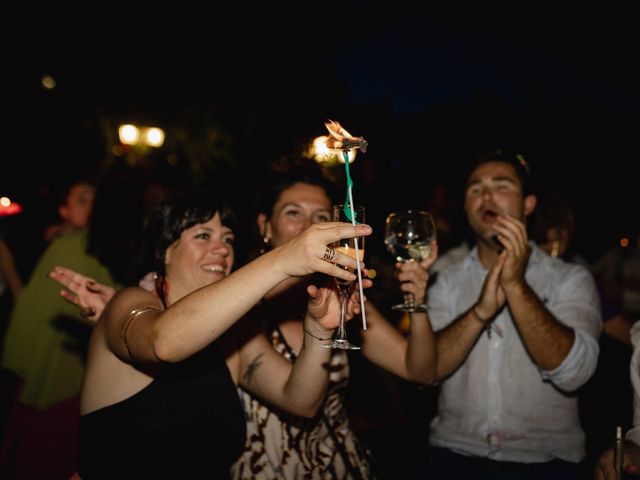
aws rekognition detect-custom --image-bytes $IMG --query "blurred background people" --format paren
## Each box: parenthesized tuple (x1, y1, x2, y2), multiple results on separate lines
(582, 227, 640, 475)
(0, 239, 22, 302)
(529, 188, 577, 262)
(594, 319, 640, 479)
(43, 178, 96, 242)
(0, 161, 172, 479)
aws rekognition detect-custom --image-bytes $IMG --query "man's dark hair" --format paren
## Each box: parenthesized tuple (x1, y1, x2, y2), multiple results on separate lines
(466, 148, 534, 196)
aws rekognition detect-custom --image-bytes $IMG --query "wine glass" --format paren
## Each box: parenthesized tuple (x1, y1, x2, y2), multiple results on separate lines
(384, 210, 436, 312)
(324, 204, 365, 350)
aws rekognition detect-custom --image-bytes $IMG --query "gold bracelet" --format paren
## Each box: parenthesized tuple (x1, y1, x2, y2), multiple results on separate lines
(303, 327, 333, 342)
(470, 305, 489, 324)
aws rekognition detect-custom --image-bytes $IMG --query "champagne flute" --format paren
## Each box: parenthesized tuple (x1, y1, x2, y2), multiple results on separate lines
(324, 204, 365, 350)
(384, 210, 436, 312)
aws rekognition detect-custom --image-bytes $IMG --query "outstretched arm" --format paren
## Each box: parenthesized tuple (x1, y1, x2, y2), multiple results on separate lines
(363, 240, 438, 384)
(103, 222, 372, 365)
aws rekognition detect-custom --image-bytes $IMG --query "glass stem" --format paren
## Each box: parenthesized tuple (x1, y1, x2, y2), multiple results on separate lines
(404, 292, 416, 307)
(337, 288, 349, 339)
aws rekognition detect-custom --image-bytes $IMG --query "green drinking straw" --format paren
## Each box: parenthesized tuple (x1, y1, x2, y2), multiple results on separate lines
(342, 149, 367, 330)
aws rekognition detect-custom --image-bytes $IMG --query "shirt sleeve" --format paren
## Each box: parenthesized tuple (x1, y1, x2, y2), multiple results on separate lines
(540, 265, 602, 392)
(427, 271, 453, 332)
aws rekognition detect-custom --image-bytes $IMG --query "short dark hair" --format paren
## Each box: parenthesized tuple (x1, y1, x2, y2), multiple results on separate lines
(467, 148, 534, 196)
(139, 189, 237, 294)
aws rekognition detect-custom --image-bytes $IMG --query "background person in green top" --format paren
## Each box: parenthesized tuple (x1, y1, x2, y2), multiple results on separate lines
(0, 164, 171, 479)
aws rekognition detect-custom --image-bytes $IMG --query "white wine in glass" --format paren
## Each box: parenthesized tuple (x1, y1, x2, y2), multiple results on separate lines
(384, 210, 436, 312)
(324, 204, 365, 350)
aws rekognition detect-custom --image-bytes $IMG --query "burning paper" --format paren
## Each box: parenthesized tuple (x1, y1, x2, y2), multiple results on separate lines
(324, 120, 368, 153)
(322, 120, 368, 330)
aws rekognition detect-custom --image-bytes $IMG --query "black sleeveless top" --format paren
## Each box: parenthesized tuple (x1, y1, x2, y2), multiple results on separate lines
(78, 343, 245, 479)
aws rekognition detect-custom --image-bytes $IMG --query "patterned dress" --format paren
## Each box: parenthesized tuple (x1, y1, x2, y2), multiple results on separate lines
(231, 323, 376, 479)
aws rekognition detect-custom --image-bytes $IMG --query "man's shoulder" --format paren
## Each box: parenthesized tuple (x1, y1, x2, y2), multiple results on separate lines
(532, 246, 591, 278)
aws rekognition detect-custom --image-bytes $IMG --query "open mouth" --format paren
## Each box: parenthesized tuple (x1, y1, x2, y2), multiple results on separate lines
(201, 264, 225, 273)
(481, 209, 499, 223)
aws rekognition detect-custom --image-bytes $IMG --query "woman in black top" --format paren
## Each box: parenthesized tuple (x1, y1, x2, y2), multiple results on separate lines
(76, 190, 372, 479)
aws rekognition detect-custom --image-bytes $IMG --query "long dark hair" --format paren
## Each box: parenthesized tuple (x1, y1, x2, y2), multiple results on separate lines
(137, 189, 237, 303)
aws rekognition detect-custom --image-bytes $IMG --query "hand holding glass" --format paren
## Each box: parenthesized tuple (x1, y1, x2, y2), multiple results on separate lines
(324, 204, 365, 350)
(384, 210, 436, 312)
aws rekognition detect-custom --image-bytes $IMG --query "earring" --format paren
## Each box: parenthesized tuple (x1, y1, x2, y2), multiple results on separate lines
(550, 240, 560, 258)
(259, 236, 272, 255)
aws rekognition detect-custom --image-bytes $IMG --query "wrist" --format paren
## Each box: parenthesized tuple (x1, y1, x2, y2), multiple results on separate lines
(502, 279, 526, 296)
(470, 305, 491, 324)
(303, 326, 333, 342)
(303, 317, 334, 339)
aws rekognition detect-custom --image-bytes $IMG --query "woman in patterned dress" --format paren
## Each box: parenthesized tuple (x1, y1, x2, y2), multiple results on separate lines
(231, 157, 438, 479)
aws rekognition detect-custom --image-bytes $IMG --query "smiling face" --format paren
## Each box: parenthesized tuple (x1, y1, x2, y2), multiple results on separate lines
(464, 161, 536, 244)
(164, 212, 235, 301)
(258, 182, 332, 248)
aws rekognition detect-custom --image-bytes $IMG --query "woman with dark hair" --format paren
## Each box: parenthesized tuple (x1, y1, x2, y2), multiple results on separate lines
(76, 189, 371, 479)
(231, 156, 438, 479)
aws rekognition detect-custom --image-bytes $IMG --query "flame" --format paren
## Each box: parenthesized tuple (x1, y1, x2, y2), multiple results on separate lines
(324, 120, 367, 153)
(308, 120, 367, 164)
(325, 120, 353, 147)
(310, 135, 356, 164)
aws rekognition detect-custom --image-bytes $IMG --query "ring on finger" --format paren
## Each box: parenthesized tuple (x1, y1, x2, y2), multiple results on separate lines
(322, 246, 336, 263)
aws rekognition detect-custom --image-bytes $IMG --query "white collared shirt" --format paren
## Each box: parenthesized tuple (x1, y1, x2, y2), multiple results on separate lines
(427, 244, 602, 463)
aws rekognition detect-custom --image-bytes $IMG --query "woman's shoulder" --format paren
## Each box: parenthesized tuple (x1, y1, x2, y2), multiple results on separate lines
(113, 285, 158, 302)
(103, 287, 162, 323)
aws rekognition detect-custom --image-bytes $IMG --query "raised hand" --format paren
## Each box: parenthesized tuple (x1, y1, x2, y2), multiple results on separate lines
(274, 222, 372, 281)
(475, 250, 507, 321)
(396, 239, 438, 305)
(49, 266, 116, 321)
(305, 275, 372, 332)
(493, 215, 530, 289)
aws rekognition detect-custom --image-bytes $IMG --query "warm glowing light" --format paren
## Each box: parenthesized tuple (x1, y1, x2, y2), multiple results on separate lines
(0, 197, 23, 216)
(620, 237, 629, 248)
(367, 268, 377, 279)
(144, 128, 165, 147)
(324, 120, 368, 153)
(119, 124, 140, 145)
(118, 124, 165, 148)
(310, 135, 356, 164)
(41, 74, 56, 90)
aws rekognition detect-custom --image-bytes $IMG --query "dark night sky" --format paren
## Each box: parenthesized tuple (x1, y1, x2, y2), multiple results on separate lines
(3, 6, 639, 265)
